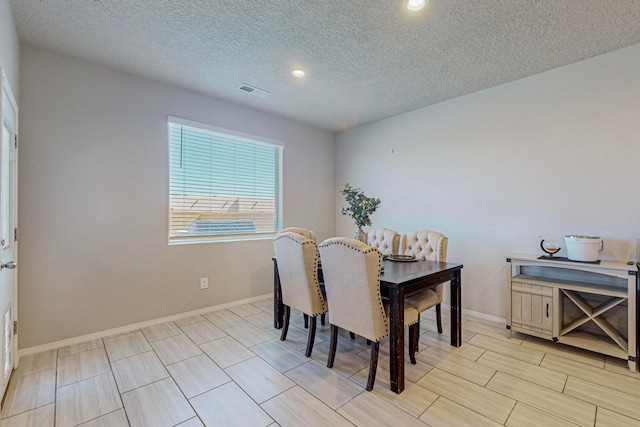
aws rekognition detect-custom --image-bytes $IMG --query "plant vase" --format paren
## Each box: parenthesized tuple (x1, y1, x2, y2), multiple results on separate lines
(340, 183, 381, 244)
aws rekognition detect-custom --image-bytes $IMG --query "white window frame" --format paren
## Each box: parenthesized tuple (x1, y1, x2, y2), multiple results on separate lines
(168, 116, 283, 244)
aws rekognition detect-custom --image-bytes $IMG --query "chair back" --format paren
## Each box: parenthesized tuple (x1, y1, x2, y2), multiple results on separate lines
(273, 232, 326, 316)
(366, 228, 400, 256)
(279, 227, 317, 241)
(400, 230, 448, 261)
(318, 237, 388, 342)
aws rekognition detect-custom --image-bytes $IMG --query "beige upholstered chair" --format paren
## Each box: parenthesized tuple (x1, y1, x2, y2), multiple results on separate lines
(277, 227, 325, 327)
(318, 237, 419, 391)
(366, 228, 400, 256)
(401, 230, 448, 349)
(273, 232, 328, 357)
(279, 227, 317, 242)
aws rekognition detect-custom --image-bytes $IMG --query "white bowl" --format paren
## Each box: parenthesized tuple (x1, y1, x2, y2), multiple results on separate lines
(564, 235, 603, 262)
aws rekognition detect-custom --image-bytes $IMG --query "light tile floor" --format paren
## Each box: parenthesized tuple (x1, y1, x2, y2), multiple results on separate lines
(2, 297, 640, 426)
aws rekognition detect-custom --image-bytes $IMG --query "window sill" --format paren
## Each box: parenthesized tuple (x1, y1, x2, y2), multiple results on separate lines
(168, 234, 276, 245)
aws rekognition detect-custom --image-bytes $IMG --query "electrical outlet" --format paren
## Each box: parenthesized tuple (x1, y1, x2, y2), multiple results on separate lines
(200, 277, 209, 289)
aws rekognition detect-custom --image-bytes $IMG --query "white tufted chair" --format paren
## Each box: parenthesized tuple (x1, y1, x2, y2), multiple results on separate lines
(273, 232, 328, 357)
(401, 230, 448, 350)
(318, 237, 419, 391)
(366, 228, 400, 256)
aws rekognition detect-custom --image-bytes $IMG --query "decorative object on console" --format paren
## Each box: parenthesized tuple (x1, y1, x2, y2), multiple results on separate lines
(540, 239, 561, 257)
(564, 235, 603, 262)
(339, 183, 381, 243)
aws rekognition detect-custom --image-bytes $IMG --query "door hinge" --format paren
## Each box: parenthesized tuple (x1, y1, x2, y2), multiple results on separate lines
(14, 134, 17, 149)
(13, 320, 17, 335)
(14, 227, 17, 242)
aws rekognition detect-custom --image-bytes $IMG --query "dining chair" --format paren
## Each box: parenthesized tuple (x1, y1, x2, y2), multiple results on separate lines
(318, 237, 419, 391)
(279, 227, 317, 242)
(357, 229, 396, 342)
(401, 230, 448, 350)
(277, 227, 325, 327)
(366, 228, 400, 256)
(273, 232, 328, 357)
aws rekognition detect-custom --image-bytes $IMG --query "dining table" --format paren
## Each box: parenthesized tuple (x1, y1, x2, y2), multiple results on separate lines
(272, 257, 463, 394)
(379, 258, 463, 393)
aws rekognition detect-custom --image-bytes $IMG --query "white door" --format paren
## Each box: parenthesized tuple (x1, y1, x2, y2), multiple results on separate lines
(0, 68, 18, 399)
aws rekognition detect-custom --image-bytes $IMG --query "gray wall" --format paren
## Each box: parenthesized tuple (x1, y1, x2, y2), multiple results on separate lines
(18, 44, 336, 348)
(0, 0, 19, 95)
(336, 44, 640, 319)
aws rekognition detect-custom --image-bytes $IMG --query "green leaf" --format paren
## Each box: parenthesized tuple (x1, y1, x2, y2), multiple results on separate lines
(339, 183, 381, 229)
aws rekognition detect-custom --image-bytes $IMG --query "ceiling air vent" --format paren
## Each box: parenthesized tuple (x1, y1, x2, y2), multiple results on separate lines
(237, 84, 270, 98)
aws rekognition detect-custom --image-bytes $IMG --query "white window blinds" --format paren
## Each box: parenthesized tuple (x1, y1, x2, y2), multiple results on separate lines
(168, 118, 283, 243)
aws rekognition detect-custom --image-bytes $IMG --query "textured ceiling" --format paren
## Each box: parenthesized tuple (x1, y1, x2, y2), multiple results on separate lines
(10, 0, 640, 131)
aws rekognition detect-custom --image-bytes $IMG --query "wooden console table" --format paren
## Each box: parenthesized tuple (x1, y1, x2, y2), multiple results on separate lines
(506, 254, 638, 371)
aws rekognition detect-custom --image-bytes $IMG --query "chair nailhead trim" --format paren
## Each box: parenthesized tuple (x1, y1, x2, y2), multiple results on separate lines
(276, 232, 328, 314)
(318, 238, 388, 339)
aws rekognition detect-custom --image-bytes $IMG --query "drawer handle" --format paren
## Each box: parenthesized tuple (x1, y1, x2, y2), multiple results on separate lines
(546, 303, 549, 318)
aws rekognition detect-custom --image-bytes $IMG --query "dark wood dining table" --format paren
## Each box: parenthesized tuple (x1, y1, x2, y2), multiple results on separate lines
(272, 257, 463, 394)
(379, 259, 463, 393)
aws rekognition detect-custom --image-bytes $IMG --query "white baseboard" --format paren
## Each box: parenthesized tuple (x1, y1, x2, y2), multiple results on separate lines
(438, 303, 505, 324)
(19, 293, 272, 357)
(19, 296, 504, 357)
(461, 307, 505, 324)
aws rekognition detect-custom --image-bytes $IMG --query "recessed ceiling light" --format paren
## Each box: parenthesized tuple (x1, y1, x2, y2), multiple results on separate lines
(407, 0, 427, 11)
(292, 69, 305, 77)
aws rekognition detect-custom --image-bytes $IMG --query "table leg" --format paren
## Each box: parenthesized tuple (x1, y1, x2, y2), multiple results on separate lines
(388, 287, 405, 394)
(450, 270, 462, 347)
(273, 259, 283, 329)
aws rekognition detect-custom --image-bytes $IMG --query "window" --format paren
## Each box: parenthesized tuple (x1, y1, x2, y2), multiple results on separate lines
(168, 117, 283, 243)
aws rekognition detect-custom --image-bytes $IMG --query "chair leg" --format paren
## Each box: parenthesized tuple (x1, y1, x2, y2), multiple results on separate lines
(280, 305, 291, 341)
(305, 316, 317, 357)
(303, 313, 309, 329)
(327, 325, 338, 368)
(366, 341, 380, 391)
(321, 313, 326, 326)
(436, 303, 443, 334)
(415, 313, 421, 352)
(408, 324, 417, 365)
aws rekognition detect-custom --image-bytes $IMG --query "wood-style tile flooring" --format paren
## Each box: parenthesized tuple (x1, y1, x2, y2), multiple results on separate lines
(2, 296, 640, 426)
